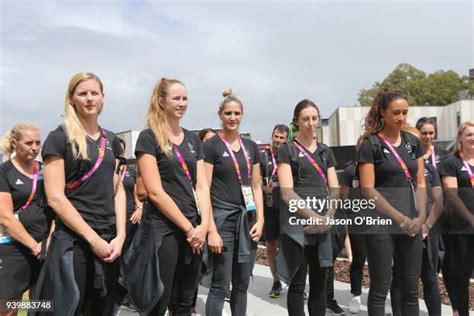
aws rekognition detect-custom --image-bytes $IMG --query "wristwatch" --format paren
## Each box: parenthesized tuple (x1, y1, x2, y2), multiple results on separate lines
(425, 221, 433, 229)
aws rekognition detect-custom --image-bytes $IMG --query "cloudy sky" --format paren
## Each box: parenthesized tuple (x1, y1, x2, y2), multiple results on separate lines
(0, 0, 472, 143)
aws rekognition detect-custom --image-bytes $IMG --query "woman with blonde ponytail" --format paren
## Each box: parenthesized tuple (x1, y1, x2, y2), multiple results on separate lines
(121, 78, 212, 315)
(33, 72, 126, 316)
(0, 122, 53, 311)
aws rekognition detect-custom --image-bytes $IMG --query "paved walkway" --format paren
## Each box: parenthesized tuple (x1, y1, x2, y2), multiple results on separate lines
(119, 263, 465, 315)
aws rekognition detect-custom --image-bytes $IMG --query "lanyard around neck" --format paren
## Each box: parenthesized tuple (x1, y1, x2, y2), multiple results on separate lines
(459, 152, 474, 189)
(378, 133, 413, 182)
(173, 144, 193, 183)
(19, 161, 40, 210)
(219, 133, 252, 183)
(65, 128, 107, 190)
(292, 140, 328, 187)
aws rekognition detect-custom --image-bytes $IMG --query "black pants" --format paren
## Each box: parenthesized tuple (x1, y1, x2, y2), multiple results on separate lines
(326, 226, 346, 301)
(367, 233, 422, 316)
(348, 233, 368, 296)
(288, 245, 329, 316)
(441, 233, 458, 312)
(445, 234, 473, 316)
(72, 242, 124, 316)
(150, 230, 202, 316)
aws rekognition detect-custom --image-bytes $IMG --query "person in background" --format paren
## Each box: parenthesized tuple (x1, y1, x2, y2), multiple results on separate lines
(259, 124, 289, 298)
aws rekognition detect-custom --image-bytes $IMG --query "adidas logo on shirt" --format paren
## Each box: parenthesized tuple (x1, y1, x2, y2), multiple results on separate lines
(383, 148, 391, 154)
(223, 151, 230, 157)
(15, 179, 24, 185)
(298, 152, 305, 158)
(461, 166, 468, 172)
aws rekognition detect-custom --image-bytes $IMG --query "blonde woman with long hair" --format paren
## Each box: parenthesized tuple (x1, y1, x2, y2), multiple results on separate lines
(121, 78, 211, 315)
(439, 121, 474, 316)
(33, 72, 126, 316)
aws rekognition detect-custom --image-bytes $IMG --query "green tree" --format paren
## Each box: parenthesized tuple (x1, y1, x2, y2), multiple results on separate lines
(357, 63, 471, 106)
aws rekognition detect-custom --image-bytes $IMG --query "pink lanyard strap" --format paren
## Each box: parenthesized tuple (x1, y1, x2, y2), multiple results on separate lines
(267, 147, 277, 188)
(378, 133, 413, 182)
(65, 128, 107, 190)
(120, 165, 128, 183)
(173, 144, 193, 183)
(19, 161, 39, 210)
(431, 146, 437, 170)
(219, 133, 252, 183)
(292, 140, 328, 187)
(459, 152, 474, 189)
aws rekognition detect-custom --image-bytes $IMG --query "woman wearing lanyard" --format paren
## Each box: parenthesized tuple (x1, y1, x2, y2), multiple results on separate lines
(203, 90, 264, 316)
(358, 88, 426, 316)
(34, 72, 126, 316)
(390, 125, 444, 316)
(0, 123, 52, 307)
(440, 121, 474, 316)
(121, 78, 211, 315)
(277, 99, 338, 316)
(416, 116, 459, 316)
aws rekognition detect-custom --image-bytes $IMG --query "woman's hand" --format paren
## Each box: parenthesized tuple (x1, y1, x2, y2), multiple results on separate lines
(130, 207, 143, 224)
(249, 220, 264, 242)
(207, 230, 224, 254)
(89, 235, 113, 259)
(103, 235, 126, 263)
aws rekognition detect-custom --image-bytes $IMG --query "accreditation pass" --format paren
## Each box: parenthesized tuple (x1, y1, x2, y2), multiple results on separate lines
(0, 300, 54, 312)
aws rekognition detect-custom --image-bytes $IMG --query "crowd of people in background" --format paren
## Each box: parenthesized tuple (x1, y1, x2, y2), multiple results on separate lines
(0, 72, 472, 316)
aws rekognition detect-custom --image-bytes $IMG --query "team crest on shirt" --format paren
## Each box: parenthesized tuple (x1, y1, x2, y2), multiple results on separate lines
(187, 142, 196, 154)
(246, 150, 251, 158)
(106, 139, 112, 151)
(15, 179, 24, 185)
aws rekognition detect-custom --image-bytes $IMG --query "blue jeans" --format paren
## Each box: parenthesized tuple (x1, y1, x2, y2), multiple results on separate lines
(205, 229, 256, 316)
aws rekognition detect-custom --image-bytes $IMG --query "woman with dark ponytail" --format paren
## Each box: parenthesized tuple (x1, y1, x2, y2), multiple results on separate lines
(358, 88, 426, 316)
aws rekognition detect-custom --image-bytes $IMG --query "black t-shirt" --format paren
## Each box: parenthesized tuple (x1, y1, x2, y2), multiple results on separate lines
(277, 141, 337, 197)
(425, 146, 451, 172)
(203, 135, 260, 206)
(122, 167, 137, 217)
(357, 133, 424, 217)
(425, 163, 441, 214)
(259, 148, 281, 208)
(341, 163, 358, 188)
(440, 153, 474, 230)
(0, 160, 50, 241)
(41, 126, 122, 231)
(135, 128, 203, 220)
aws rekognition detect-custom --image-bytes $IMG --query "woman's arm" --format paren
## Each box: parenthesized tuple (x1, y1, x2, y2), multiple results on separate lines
(44, 156, 112, 258)
(359, 162, 410, 227)
(136, 174, 148, 202)
(130, 183, 143, 224)
(192, 160, 212, 251)
(407, 157, 428, 235)
(249, 163, 264, 242)
(204, 161, 223, 253)
(0, 193, 41, 256)
(103, 161, 126, 263)
(138, 153, 196, 237)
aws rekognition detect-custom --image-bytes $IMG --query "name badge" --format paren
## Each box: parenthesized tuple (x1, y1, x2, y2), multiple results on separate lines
(352, 179, 360, 188)
(241, 185, 256, 212)
(193, 188, 201, 216)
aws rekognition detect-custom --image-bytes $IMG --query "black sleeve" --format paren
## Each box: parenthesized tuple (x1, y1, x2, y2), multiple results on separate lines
(340, 165, 353, 187)
(203, 137, 217, 164)
(191, 133, 204, 161)
(429, 165, 441, 187)
(440, 155, 459, 178)
(135, 129, 157, 157)
(41, 128, 67, 160)
(414, 137, 424, 159)
(326, 147, 337, 168)
(277, 143, 291, 165)
(250, 141, 259, 166)
(0, 165, 10, 193)
(111, 134, 122, 159)
(357, 138, 374, 163)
